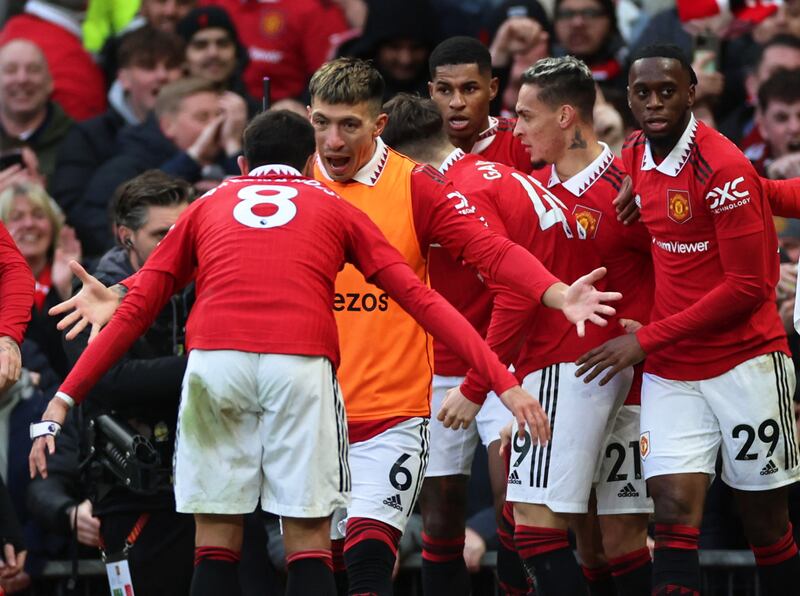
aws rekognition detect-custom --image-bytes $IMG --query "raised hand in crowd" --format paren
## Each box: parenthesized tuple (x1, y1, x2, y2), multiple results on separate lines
(692, 52, 725, 103)
(0, 149, 43, 194)
(489, 16, 547, 67)
(50, 226, 82, 302)
(219, 91, 248, 157)
(49, 261, 122, 342)
(768, 153, 800, 180)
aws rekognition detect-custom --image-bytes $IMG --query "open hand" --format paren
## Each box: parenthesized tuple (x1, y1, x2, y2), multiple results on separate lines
(562, 267, 621, 337)
(28, 398, 69, 479)
(49, 261, 121, 342)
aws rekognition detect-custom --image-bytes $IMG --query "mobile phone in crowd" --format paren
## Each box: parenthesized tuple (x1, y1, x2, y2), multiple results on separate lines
(0, 150, 24, 171)
(694, 30, 720, 73)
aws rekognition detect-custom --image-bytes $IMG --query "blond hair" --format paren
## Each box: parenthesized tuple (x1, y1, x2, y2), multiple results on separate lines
(309, 57, 385, 115)
(0, 181, 64, 257)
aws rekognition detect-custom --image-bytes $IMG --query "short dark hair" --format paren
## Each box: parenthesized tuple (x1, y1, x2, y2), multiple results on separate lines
(749, 34, 800, 71)
(520, 56, 596, 122)
(243, 110, 316, 171)
(381, 93, 447, 156)
(428, 36, 492, 79)
(628, 43, 698, 85)
(758, 68, 800, 111)
(117, 26, 185, 71)
(309, 57, 385, 115)
(112, 170, 193, 232)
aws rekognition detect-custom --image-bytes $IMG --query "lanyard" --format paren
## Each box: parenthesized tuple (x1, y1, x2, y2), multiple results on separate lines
(100, 513, 150, 561)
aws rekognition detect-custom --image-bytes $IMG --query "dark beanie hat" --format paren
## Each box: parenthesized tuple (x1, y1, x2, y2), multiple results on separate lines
(176, 6, 239, 44)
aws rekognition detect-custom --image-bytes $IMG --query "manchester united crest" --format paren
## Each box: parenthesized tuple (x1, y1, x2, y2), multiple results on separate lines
(261, 10, 285, 37)
(572, 204, 602, 239)
(667, 189, 692, 224)
(639, 431, 650, 460)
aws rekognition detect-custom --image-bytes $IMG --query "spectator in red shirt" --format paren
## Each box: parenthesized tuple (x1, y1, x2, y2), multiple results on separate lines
(0, 0, 106, 121)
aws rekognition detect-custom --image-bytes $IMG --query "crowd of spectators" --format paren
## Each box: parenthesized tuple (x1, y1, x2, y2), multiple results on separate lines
(1, 0, 800, 593)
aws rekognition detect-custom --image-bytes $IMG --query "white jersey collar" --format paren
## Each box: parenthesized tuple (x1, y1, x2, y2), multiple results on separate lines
(641, 114, 698, 177)
(249, 164, 302, 177)
(470, 116, 499, 155)
(438, 147, 466, 174)
(547, 142, 615, 196)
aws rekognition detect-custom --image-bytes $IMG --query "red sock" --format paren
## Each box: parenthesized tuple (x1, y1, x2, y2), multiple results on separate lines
(751, 523, 799, 566)
(608, 547, 652, 595)
(344, 517, 402, 555)
(193, 546, 240, 566)
(286, 549, 333, 571)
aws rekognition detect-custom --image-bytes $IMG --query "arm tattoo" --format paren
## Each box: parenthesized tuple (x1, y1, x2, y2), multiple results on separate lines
(569, 127, 587, 150)
(111, 284, 129, 300)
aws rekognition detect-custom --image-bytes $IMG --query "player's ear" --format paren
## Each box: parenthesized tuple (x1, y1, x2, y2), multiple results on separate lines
(489, 76, 499, 101)
(374, 112, 389, 138)
(237, 155, 249, 176)
(559, 104, 575, 129)
(687, 84, 696, 110)
(427, 80, 434, 97)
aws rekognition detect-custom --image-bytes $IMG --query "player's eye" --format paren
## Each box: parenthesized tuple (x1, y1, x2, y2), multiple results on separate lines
(435, 87, 451, 95)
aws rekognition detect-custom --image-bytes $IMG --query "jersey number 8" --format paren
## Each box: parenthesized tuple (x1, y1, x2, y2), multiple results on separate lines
(234, 184, 298, 229)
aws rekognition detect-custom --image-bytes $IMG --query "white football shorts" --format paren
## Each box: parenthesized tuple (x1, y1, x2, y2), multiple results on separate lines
(174, 350, 350, 517)
(426, 374, 513, 477)
(332, 417, 429, 538)
(594, 405, 653, 515)
(506, 362, 632, 513)
(640, 352, 800, 491)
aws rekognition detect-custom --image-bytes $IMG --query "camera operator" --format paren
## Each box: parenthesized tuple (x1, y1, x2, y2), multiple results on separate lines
(65, 170, 193, 595)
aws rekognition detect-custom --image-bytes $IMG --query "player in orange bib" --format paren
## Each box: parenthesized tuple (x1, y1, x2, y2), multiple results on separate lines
(308, 57, 620, 595)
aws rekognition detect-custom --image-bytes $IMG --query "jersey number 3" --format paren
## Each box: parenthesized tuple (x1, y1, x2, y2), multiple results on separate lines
(234, 185, 298, 229)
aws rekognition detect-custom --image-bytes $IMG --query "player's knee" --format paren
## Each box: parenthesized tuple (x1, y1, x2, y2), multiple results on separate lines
(649, 476, 705, 526)
(419, 476, 467, 537)
(736, 488, 791, 546)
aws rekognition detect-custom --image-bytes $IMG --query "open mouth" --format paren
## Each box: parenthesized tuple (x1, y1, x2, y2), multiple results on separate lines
(448, 116, 471, 132)
(788, 140, 800, 152)
(325, 156, 351, 177)
(645, 119, 670, 133)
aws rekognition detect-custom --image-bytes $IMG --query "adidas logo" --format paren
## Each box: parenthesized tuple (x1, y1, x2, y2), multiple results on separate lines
(760, 460, 779, 476)
(383, 494, 403, 511)
(508, 470, 522, 485)
(617, 482, 640, 498)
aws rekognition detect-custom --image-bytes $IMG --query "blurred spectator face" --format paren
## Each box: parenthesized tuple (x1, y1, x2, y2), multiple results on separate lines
(310, 99, 386, 182)
(376, 38, 429, 82)
(754, 0, 800, 44)
(429, 63, 498, 147)
(554, 0, 611, 59)
(119, 60, 183, 121)
(513, 83, 564, 169)
(4, 191, 55, 264)
(129, 203, 188, 267)
(160, 91, 220, 150)
(0, 40, 52, 124)
(759, 99, 800, 159)
(185, 28, 237, 85)
(747, 44, 800, 101)
(141, 0, 196, 32)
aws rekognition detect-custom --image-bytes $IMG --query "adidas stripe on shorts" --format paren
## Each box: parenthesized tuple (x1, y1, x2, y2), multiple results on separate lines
(426, 374, 512, 477)
(174, 350, 350, 517)
(640, 352, 800, 490)
(331, 417, 430, 538)
(506, 362, 632, 513)
(594, 405, 653, 514)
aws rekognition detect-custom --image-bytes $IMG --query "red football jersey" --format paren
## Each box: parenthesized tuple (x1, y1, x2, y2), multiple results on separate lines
(471, 116, 533, 173)
(457, 155, 619, 403)
(623, 116, 789, 380)
(59, 165, 527, 405)
(198, 0, 348, 102)
(542, 144, 654, 405)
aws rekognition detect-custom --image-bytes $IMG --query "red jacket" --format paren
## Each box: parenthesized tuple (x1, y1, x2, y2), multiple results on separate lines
(0, 14, 106, 121)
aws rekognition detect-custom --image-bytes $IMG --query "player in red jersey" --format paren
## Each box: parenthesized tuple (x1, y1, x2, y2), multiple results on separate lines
(381, 92, 607, 595)
(509, 56, 654, 596)
(428, 36, 533, 173)
(0, 220, 34, 391)
(307, 57, 624, 596)
(27, 110, 559, 596)
(577, 45, 800, 596)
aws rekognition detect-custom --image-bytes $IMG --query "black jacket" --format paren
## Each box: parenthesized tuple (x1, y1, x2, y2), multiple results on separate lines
(51, 107, 127, 254)
(75, 114, 239, 257)
(63, 247, 191, 514)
